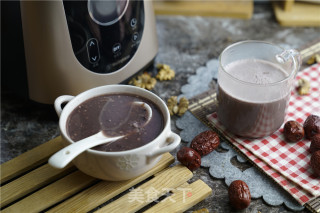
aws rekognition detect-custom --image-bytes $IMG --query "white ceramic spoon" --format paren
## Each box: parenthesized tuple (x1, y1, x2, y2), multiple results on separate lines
(49, 101, 152, 169)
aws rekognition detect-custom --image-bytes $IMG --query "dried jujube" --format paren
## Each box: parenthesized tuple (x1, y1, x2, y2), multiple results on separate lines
(310, 134, 320, 153)
(283, 120, 304, 142)
(311, 150, 320, 177)
(190, 130, 220, 156)
(303, 115, 320, 139)
(177, 147, 201, 171)
(228, 180, 251, 210)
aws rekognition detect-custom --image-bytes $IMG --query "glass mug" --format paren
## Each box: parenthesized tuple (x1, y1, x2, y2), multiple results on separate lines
(217, 40, 301, 138)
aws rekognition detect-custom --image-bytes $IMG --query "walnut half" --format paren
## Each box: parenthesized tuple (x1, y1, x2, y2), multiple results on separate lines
(156, 63, 175, 81)
(307, 54, 320, 65)
(167, 96, 189, 116)
(129, 72, 157, 90)
(297, 78, 310, 95)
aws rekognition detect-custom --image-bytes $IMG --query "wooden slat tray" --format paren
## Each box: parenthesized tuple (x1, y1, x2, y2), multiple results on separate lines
(153, 0, 253, 19)
(273, 0, 320, 26)
(0, 137, 212, 212)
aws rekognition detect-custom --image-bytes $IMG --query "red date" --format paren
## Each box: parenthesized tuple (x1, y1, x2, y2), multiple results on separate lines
(304, 115, 320, 139)
(311, 150, 320, 177)
(190, 130, 220, 156)
(283, 120, 304, 142)
(310, 134, 320, 153)
(228, 180, 251, 210)
(177, 147, 201, 171)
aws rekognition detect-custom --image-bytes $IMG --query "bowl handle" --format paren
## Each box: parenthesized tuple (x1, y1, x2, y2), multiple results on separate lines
(54, 95, 74, 117)
(147, 131, 181, 158)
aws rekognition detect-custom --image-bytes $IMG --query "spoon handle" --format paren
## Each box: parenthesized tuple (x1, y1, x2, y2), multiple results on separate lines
(48, 132, 121, 169)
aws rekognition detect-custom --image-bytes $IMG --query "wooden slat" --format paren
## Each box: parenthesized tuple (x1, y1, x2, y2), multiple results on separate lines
(47, 152, 175, 213)
(0, 136, 65, 183)
(1, 133, 214, 212)
(95, 165, 193, 213)
(144, 180, 212, 213)
(299, 0, 320, 3)
(306, 197, 320, 213)
(2, 171, 97, 213)
(0, 164, 75, 207)
(284, 0, 294, 11)
(154, 0, 253, 19)
(273, 1, 320, 26)
(300, 41, 320, 60)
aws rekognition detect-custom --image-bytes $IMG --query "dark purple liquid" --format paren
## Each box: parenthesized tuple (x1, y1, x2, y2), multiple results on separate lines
(217, 86, 289, 138)
(217, 59, 290, 138)
(67, 93, 164, 151)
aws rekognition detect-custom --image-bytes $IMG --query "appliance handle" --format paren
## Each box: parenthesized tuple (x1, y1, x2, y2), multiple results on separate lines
(54, 95, 74, 117)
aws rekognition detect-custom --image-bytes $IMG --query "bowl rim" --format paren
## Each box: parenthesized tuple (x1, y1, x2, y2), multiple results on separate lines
(58, 84, 171, 156)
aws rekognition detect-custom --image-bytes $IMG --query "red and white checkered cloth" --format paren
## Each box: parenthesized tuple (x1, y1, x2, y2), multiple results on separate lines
(207, 63, 320, 205)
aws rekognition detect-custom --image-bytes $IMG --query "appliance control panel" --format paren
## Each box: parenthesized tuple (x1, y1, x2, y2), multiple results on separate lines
(63, 0, 145, 74)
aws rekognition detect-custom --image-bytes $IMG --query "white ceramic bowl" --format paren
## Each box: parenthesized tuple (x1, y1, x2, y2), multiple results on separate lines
(53, 85, 180, 181)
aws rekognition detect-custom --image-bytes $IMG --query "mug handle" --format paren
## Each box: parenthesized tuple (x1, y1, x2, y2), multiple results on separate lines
(54, 95, 74, 117)
(147, 131, 181, 158)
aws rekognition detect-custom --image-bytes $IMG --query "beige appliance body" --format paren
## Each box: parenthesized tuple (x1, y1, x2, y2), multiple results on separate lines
(20, 0, 158, 104)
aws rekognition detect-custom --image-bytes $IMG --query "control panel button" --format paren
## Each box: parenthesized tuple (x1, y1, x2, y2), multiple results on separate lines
(130, 18, 137, 28)
(87, 38, 100, 64)
(132, 32, 139, 42)
(112, 43, 121, 54)
(63, 0, 145, 74)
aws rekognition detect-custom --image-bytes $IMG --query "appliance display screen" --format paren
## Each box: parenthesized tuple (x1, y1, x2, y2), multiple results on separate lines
(63, 0, 145, 74)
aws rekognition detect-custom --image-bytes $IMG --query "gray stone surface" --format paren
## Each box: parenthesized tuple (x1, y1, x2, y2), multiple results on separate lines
(204, 142, 304, 211)
(179, 59, 219, 100)
(1, 3, 319, 212)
